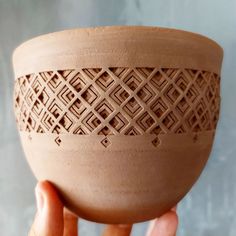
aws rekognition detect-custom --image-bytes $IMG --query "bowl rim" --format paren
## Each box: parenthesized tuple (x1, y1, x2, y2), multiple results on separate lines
(12, 25, 224, 78)
(13, 25, 223, 54)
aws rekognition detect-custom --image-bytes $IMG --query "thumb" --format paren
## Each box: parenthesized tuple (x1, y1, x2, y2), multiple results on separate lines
(29, 181, 64, 236)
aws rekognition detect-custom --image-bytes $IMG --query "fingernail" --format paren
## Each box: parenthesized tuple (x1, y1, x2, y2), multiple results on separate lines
(171, 205, 178, 212)
(35, 186, 44, 213)
(146, 220, 156, 236)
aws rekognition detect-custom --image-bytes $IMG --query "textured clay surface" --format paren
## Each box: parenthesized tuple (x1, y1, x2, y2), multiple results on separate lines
(13, 26, 223, 223)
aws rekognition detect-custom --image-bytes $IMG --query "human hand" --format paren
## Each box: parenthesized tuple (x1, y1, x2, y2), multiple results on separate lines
(29, 181, 178, 236)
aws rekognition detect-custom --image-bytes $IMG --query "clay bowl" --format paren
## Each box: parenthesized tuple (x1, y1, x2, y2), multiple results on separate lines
(13, 26, 223, 224)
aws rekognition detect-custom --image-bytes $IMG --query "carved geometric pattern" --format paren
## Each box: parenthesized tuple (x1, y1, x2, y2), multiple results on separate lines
(123, 97, 142, 118)
(14, 68, 220, 136)
(95, 99, 114, 119)
(109, 84, 130, 105)
(109, 112, 128, 133)
(55, 136, 62, 146)
(123, 70, 142, 91)
(82, 112, 101, 132)
(137, 84, 155, 104)
(95, 71, 115, 91)
(81, 85, 99, 105)
(136, 112, 155, 132)
(152, 137, 161, 147)
(101, 137, 111, 148)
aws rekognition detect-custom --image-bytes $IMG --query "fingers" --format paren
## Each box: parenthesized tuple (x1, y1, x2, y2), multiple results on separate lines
(29, 181, 177, 236)
(102, 224, 132, 236)
(63, 208, 78, 236)
(146, 210, 178, 236)
(29, 181, 64, 236)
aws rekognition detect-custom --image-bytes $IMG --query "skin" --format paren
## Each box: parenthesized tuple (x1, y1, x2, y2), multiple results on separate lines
(29, 181, 178, 236)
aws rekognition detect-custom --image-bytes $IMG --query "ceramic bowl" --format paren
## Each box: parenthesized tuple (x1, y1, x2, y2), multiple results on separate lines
(13, 26, 223, 223)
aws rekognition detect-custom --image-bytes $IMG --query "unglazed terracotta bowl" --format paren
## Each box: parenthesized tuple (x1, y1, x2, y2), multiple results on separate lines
(13, 26, 223, 224)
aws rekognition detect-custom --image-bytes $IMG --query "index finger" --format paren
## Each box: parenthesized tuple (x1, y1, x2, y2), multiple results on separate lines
(146, 211, 178, 236)
(63, 208, 78, 236)
(102, 224, 132, 236)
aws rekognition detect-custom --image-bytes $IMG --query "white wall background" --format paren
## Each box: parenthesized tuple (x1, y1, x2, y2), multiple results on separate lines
(0, 0, 236, 235)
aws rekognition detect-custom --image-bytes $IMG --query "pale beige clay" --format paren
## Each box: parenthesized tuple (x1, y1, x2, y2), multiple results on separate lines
(13, 26, 223, 224)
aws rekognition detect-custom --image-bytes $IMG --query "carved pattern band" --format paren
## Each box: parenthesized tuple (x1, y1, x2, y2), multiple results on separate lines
(14, 67, 220, 136)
